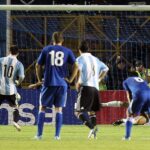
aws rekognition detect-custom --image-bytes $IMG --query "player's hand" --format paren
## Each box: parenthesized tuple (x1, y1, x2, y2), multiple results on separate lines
(15, 80, 20, 86)
(75, 82, 81, 91)
(28, 82, 42, 89)
(64, 78, 72, 83)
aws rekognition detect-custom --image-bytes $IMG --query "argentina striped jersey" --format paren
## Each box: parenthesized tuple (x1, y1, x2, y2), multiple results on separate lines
(0, 55, 25, 95)
(76, 53, 109, 90)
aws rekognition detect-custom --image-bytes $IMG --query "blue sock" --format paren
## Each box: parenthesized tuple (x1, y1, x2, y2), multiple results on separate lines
(37, 111, 45, 136)
(55, 112, 63, 137)
(125, 119, 133, 138)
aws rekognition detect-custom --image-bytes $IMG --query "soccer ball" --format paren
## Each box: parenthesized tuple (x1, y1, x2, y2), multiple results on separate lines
(16, 93, 21, 101)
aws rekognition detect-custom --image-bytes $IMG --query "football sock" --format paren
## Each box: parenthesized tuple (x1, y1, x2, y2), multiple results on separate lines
(125, 118, 133, 138)
(13, 108, 19, 123)
(55, 112, 63, 137)
(78, 113, 94, 129)
(37, 111, 45, 136)
(89, 114, 96, 127)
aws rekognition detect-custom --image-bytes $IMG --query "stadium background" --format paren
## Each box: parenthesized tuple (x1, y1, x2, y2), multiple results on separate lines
(0, 0, 150, 125)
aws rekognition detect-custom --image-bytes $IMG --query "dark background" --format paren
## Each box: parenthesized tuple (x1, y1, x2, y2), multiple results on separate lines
(11, 0, 150, 5)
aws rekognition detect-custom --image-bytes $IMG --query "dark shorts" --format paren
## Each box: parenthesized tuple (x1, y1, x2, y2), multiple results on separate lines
(75, 86, 100, 112)
(0, 94, 16, 106)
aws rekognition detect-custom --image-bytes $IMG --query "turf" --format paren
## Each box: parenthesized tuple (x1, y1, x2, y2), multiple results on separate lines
(0, 125, 150, 150)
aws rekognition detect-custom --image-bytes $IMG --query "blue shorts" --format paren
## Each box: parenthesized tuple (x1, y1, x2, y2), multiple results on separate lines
(39, 86, 67, 108)
(128, 94, 150, 115)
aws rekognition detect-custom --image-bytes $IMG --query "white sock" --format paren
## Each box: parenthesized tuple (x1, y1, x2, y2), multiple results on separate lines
(101, 101, 123, 107)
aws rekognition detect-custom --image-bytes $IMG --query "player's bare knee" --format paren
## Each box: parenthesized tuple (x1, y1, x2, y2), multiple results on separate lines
(74, 111, 80, 117)
(55, 107, 62, 113)
(39, 106, 46, 112)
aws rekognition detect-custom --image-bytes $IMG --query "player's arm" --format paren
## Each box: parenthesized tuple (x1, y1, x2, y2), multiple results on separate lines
(65, 62, 78, 83)
(28, 81, 43, 89)
(35, 63, 43, 83)
(99, 68, 109, 83)
(15, 63, 25, 86)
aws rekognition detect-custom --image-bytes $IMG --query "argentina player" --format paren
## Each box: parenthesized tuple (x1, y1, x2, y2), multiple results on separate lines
(123, 76, 150, 140)
(73, 41, 109, 139)
(0, 45, 25, 131)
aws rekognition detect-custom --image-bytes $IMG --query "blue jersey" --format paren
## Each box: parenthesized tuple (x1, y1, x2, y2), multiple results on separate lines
(77, 53, 109, 90)
(123, 77, 150, 100)
(37, 45, 76, 87)
(123, 77, 150, 114)
(0, 55, 25, 95)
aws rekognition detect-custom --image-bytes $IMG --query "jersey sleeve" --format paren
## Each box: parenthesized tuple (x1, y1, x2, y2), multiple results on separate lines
(37, 48, 46, 65)
(98, 60, 109, 72)
(67, 50, 76, 65)
(123, 80, 129, 91)
(18, 62, 25, 80)
(76, 57, 83, 71)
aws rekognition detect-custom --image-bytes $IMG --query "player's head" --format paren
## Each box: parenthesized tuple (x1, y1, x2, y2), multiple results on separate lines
(78, 40, 89, 53)
(52, 32, 64, 45)
(9, 45, 19, 55)
(135, 60, 144, 72)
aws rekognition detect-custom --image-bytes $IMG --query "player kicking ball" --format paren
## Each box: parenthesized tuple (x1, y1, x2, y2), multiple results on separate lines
(69, 40, 109, 139)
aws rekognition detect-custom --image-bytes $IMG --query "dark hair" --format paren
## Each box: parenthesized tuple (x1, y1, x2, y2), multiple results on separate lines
(52, 32, 64, 44)
(79, 40, 89, 52)
(128, 71, 139, 77)
(135, 60, 143, 67)
(10, 45, 19, 55)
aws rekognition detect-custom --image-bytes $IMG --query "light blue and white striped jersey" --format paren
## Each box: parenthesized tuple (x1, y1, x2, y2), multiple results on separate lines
(0, 54, 25, 95)
(76, 53, 109, 90)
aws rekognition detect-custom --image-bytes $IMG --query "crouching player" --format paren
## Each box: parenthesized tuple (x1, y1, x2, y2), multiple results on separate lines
(122, 76, 150, 140)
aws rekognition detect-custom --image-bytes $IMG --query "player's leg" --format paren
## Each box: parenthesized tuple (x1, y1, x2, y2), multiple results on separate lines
(74, 86, 95, 130)
(35, 106, 46, 139)
(8, 94, 21, 131)
(54, 107, 63, 140)
(54, 86, 67, 140)
(35, 86, 51, 139)
(74, 111, 94, 130)
(89, 111, 96, 127)
(123, 99, 143, 140)
(88, 111, 98, 139)
(88, 88, 100, 139)
(101, 101, 129, 107)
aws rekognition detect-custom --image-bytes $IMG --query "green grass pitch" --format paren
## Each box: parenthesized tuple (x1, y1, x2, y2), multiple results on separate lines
(0, 125, 150, 150)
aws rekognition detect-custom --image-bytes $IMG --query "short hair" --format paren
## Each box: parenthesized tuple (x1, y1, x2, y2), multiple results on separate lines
(128, 71, 139, 77)
(52, 32, 64, 44)
(10, 45, 19, 55)
(79, 40, 89, 53)
(135, 60, 143, 67)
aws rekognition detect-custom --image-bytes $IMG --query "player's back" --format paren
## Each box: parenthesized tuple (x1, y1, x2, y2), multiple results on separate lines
(77, 53, 108, 90)
(123, 77, 150, 98)
(37, 45, 76, 87)
(0, 55, 23, 95)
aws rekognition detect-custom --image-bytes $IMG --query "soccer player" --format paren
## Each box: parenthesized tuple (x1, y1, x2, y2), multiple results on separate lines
(122, 76, 150, 140)
(73, 40, 109, 139)
(0, 45, 25, 131)
(113, 112, 149, 126)
(34, 32, 78, 140)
